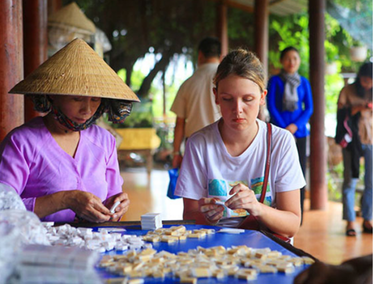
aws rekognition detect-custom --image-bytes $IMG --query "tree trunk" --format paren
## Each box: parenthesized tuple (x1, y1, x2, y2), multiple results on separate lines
(137, 51, 173, 98)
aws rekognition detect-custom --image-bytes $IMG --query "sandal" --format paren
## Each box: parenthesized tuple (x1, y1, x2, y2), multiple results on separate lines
(346, 228, 356, 237)
(362, 223, 373, 234)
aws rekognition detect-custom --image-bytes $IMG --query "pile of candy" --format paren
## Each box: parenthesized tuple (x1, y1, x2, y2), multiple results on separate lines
(99, 243, 315, 283)
(43, 223, 151, 253)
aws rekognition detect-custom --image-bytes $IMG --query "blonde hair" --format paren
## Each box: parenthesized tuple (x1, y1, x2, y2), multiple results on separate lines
(213, 49, 266, 93)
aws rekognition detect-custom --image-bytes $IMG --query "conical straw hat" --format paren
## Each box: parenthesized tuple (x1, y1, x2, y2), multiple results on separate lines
(9, 38, 140, 102)
(48, 2, 95, 35)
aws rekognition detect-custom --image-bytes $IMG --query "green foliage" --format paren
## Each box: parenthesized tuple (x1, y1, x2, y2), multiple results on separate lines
(327, 157, 366, 204)
(327, 162, 343, 202)
(325, 41, 339, 63)
(227, 8, 255, 49)
(325, 65, 344, 115)
(269, 13, 310, 78)
(112, 99, 153, 129)
(151, 83, 179, 119)
(64, 0, 370, 122)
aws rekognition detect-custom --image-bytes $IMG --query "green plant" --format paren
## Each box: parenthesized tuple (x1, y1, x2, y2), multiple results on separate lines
(325, 41, 339, 63)
(327, 161, 344, 201)
(269, 13, 310, 78)
(327, 158, 366, 207)
(325, 63, 344, 115)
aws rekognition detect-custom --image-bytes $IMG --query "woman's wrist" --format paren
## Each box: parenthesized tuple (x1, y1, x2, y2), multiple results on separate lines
(205, 215, 220, 226)
(173, 151, 181, 156)
(60, 190, 75, 210)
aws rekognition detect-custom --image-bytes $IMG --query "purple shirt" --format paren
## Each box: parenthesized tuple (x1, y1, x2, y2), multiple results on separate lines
(0, 117, 123, 222)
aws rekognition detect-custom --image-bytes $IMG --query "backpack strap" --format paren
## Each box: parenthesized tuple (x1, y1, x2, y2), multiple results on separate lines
(259, 122, 272, 203)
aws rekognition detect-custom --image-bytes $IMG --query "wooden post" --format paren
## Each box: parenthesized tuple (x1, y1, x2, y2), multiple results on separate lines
(254, 0, 269, 121)
(216, 0, 228, 58)
(0, 0, 24, 141)
(254, 0, 268, 77)
(23, 0, 48, 122)
(47, 0, 62, 15)
(309, 0, 328, 210)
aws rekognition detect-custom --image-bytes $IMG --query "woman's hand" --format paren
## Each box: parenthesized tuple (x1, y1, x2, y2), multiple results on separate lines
(225, 183, 262, 217)
(65, 190, 112, 223)
(172, 154, 183, 169)
(285, 123, 298, 134)
(198, 198, 224, 225)
(104, 192, 130, 221)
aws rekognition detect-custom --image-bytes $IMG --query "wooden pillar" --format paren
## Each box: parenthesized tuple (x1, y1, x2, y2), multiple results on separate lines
(254, 0, 268, 77)
(216, 0, 228, 58)
(309, 0, 327, 210)
(47, 0, 62, 15)
(23, 0, 48, 122)
(0, 0, 24, 141)
(254, 0, 268, 121)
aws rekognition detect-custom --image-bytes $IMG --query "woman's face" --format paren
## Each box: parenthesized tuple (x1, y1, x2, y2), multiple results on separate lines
(214, 74, 266, 132)
(360, 76, 373, 91)
(50, 95, 101, 124)
(281, 50, 301, 74)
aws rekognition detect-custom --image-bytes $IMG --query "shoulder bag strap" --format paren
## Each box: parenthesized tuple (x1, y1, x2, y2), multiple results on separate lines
(259, 122, 272, 203)
(257, 123, 291, 243)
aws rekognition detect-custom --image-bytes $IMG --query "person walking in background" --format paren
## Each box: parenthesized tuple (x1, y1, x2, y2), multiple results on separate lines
(336, 62, 372, 237)
(266, 46, 313, 222)
(170, 37, 221, 169)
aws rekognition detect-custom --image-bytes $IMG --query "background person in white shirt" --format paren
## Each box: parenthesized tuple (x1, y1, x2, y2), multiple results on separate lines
(170, 37, 221, 168)
(174, 49, 305, 239)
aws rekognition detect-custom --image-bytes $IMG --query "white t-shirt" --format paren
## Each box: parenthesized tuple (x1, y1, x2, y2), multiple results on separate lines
(175, 119, 306, 220)
(170, 63, 221, 138)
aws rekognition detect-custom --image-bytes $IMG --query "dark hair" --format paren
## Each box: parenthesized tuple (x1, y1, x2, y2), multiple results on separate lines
(198, 37, 221, 58)
(355, 62, 373, 98)
(213, 49, 265, 93)
(280, 46, 299, 60)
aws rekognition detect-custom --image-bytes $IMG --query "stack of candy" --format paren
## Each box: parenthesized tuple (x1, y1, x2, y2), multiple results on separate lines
(43, 223, 152, 253)
(16, 244, 102, 284)
(141, 213, 162, 230)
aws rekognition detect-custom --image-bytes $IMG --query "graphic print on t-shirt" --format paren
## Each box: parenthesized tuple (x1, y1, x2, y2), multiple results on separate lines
(208, 177, 272, 217)
(250, 176, 272, 206)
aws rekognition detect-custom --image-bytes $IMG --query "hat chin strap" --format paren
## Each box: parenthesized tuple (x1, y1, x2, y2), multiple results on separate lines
(51, 104, 106, 131)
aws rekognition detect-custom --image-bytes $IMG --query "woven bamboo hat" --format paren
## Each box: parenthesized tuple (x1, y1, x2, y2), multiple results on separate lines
(48, 2, 95, 35)
(9, 38, 140, 102)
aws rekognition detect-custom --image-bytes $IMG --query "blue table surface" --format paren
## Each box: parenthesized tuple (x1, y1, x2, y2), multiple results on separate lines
(95, 224, 309, 284)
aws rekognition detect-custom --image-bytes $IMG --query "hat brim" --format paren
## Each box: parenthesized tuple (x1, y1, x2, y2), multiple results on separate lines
(9, 38, 140, 102)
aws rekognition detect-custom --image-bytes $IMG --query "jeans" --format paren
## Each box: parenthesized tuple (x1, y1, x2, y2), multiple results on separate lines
(296, 137, 307, 223)
(342, 144, 373, 222)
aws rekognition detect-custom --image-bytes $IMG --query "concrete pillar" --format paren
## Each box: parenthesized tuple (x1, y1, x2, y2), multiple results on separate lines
(0, 0, 24, 141)
(23, 0, 48, 122)
(309, 0, 328, 210)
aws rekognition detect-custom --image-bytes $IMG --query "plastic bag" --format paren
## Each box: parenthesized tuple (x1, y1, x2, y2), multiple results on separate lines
(0, 183, 26, 211)
(0, 210, 50, 284)
(167, 168, 180, 199)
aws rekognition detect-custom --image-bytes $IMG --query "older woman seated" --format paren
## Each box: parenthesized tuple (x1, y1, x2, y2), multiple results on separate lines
(0, 39, 139, 223)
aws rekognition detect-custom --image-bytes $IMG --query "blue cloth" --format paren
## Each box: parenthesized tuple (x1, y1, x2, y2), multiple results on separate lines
(97, 224, 311, 283)
(267, 75, 313, 138)
(342, 144, 373, 221)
